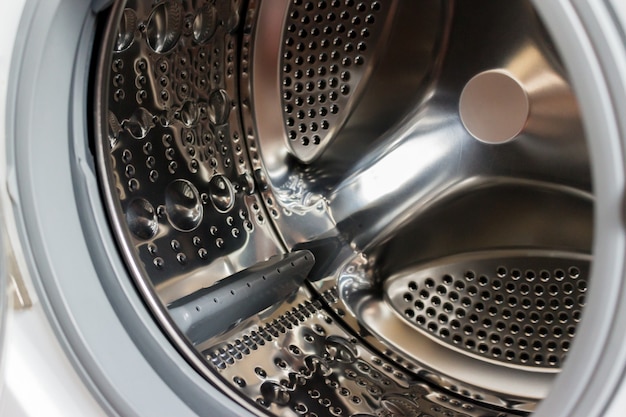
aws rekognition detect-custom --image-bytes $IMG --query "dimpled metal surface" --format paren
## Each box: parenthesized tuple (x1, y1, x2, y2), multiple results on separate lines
(100, 0, 284, 304)
(205, 290, 512, 417)
(97, 0, 593, 415)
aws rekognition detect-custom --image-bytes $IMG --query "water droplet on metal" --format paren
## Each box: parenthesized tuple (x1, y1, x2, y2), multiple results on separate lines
(126, 198, 158, 239)
(146, 1, 183, 53)
(260, 381, 291, 406)
(165, 179, 203, 231)
(193, 4, 217, 43)
(225, 1, 240, 32)
(108, 111, 123, 147)
(179, 100, 199, 127)
(208, 89, 231, 125)
(380, 396, 419, 417)
(325, 336, 358, 363)
(318, 362, 332, 377)
(123, 107, 155, 139)
(209, 175, 235, 212)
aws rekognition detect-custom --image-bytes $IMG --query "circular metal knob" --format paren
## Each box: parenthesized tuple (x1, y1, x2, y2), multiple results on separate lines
(459, 69, 530, 144)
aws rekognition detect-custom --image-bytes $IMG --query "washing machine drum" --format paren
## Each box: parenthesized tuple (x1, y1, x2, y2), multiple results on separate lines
(7, 0, 626, 416)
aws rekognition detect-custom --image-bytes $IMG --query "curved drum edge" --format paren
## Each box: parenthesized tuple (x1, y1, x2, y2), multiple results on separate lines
(1, 0, 251, 416)
(531, 0, 626, 416)
(1, 0, 626, 416)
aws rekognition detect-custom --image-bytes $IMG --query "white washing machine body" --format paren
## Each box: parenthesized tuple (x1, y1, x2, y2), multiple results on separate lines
(0, 1, 106, 416)
(1, 1, 626, 417)
(0, 1, 246, 416)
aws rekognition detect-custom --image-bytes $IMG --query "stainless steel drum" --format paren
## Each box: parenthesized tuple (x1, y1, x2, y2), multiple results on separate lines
(93, 0, 593, 416)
